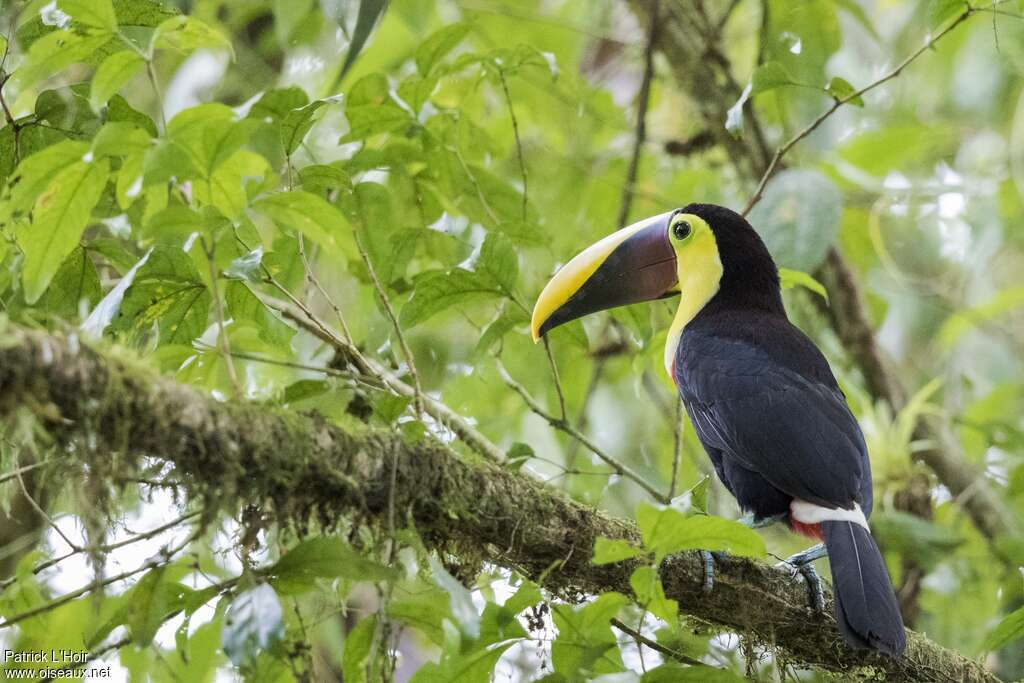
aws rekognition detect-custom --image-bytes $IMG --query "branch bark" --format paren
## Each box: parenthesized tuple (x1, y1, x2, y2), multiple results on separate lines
(0, 325, 999, 682)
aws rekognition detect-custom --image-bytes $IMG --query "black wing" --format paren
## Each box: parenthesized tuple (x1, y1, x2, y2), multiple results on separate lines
(675, 315, 870, 511)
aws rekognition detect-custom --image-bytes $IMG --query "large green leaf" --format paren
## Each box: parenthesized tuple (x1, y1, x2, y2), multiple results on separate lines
(266, 536, 397, 592)
(747, 169, 841, 271)
(551, 592, 627, 677)
(90, 50, 146, 112)
(110, 247, 211, 346)
(336, 0, 387, 80)
(400, 269, 504, 328)
(251, 190, 353, 261)
(636, 504, 765, 562)
(17, 158, 109, 304)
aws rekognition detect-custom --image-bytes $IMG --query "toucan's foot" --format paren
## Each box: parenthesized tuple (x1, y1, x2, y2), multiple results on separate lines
(779, 544, 827, 613)
(739, 512, 788, 529)
(700, 550, 730, 594)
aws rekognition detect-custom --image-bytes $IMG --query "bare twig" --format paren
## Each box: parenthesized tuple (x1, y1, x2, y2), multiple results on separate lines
(263, 294, 508, 464)
(202, 238, 242, 398)
(497, 360, 669, 503)
(611, 618, 704, 667)
(0, 459, 51, 486)
(351, 228, 426, 418)
(743, 5, 984, 216)
(14, 455, 79, 552)
(0, 529, 200, 630)
(498, 69, 529, 222)
(668, 398, 684, 500)
(617, 0, 659, 228)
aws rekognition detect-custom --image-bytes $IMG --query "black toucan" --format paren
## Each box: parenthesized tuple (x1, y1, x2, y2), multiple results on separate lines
(530, 204, 906, 656)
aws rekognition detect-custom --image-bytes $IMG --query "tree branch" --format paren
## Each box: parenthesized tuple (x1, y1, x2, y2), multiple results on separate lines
(0, 324, 999, 682)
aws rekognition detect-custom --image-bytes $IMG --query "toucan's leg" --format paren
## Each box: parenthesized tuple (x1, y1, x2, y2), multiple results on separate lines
(700, 550, 731, 594)
(780, 544, 827, 612)
(702, 514, 787, 593)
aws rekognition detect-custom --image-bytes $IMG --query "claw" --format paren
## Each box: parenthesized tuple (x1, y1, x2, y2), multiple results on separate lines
(701, 550, 715, 593)
(778, 544, 828, 612)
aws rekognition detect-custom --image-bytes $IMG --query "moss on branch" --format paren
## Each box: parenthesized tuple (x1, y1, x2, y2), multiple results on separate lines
(0, 325, 999, 682)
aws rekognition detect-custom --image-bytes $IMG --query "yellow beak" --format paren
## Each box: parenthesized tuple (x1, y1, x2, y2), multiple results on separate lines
(530, 211, 678, 342)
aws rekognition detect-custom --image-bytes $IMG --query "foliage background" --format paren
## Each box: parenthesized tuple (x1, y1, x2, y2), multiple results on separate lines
(0, 0, 1022, 680)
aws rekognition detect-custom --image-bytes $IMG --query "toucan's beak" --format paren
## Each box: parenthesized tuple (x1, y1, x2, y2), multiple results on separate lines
(531, 211, 679, 341)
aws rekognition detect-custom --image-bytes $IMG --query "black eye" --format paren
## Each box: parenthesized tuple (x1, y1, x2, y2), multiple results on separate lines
(672, 220, 692, 240)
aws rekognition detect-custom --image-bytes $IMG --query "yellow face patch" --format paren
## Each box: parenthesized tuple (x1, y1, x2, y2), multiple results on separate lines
(663, 213, 724, 375)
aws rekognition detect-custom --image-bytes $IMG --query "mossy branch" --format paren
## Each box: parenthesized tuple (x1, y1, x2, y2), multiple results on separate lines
(0, 324, 999, 682)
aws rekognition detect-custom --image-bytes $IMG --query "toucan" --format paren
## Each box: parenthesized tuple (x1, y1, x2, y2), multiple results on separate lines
(530, 204, 906, 656)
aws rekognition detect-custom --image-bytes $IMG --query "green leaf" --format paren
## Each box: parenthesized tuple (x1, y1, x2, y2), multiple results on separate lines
(251, 190, 353, 261)
(298, 163, 352, 194)
(90, 50, 145, 112)
(474, 307, 528, 357)
(400, 269, 503, 328)
(225, 281, 295, 346)
(825, 76, 863, 106)
(342, 616, 376, 683)
(337, 0, 387, 80)
(751, 61, 795, 95)
(629, 566, 678, 625)
(224, 247, 264, 282)
(111, 247, 211, 346)
(8, 140, 90, 215)
(476, 231, 518, 294)
(92, 121, 152, 158)
(636, 503, 765, 561)
(551, 592, 627, 677)
(12, 30, 113, 91)
(416, 23, 471, 75)
(221, 583, 284, 667)
(151, 16, 233, 57)
(869, 510, 964, 569)
(281, 99, 336, 155)
(779, 267, 829, 302)
(592, 537, 642, 565)
(409, 642, 517, 683)
(59, 0, 118, 31)
(37, 246, 102, 318)
(125, 568, 191, 646)
(389, 583, 451, 645)
(984, 606, 1024, 652)
(267, 536, 397, 590)
(18, 158, 109, 304)
(341, 102, 414, 142)
(747, 169, 841, 271)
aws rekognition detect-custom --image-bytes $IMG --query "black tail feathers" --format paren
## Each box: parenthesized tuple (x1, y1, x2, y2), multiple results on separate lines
(821, 520, 906, 656)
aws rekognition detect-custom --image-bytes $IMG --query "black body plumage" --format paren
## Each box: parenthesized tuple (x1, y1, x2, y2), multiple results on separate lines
(672, 204, 906, 656)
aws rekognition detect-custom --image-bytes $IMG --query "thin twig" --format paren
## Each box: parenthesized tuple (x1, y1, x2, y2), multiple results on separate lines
(742, 5, 983, 216)
(31, 510, 202, 576)
(202, 238, 242, 398)
(14, 456, 79, 552)
(262, 294, 508, 463)
(498, 69, 528, 222)
(669, 398, 684, 500)
(541, 337, 568, 422)
(0, 459, 51, 486)
(497, 360, 668, 503)
(297, 234, 356, 344)
(610, 618, 704, 667)
(0, 529, 200, 630)
(617, 0, 659, 228)
(351, 228, 426, 418)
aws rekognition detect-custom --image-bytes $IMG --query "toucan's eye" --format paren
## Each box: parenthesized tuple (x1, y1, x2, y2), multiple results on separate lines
(672, 220, 692, 241)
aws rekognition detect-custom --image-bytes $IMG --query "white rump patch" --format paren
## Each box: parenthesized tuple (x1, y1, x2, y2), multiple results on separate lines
(790, 499, 868, 530)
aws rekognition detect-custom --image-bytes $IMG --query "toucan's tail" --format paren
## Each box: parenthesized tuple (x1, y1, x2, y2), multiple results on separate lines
(821, 520, 906, 656)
